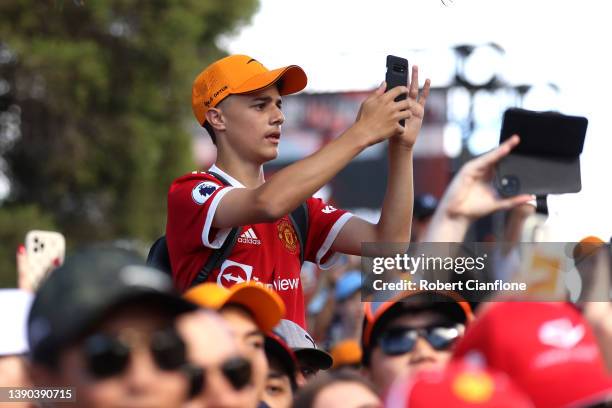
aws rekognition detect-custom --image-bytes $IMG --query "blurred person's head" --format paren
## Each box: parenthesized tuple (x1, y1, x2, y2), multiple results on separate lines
(573, 236, 608, 300)
(0, 289, 35, 408)
(453, 302, 612, 407)
(273, 319, 333, 388)
(362, 290, 473, 394)
(262, 333, 298, 408)
(27, 246, 196, 408)
(184, 282, 285, 402)
(191, 54, 306, 159)
(178, 310, 259, 408)
(335, 270, 364, 322)
(292, 369, 381, 408)
(411, 194, 438, 242)
(329, 339, 362, 371)
(385, 360, 533, 407)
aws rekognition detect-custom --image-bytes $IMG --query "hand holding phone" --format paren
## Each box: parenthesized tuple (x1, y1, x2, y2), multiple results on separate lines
(495, 108, 588, 197)
(385, 55, 409, 126)
(22, 230, 65, 290)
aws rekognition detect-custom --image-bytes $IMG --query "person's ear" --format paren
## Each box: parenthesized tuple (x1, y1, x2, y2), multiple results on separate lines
(205, 107, 226, 132)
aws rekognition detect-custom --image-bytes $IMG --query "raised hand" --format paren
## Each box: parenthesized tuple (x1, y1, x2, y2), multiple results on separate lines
(441, 135, 534, 221)
(392, 65, 431, 148)
(353, 83, 413, 146)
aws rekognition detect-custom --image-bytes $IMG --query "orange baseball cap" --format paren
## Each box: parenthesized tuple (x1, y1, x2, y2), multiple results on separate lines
(572, 236, 605, 261)
(183, 282, 285, 332)
(192, 54, 308, 126)
(330, 339, 362, 369)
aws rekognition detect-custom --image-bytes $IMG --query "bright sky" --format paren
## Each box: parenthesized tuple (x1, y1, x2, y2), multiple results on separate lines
(222, 0, 612, 241)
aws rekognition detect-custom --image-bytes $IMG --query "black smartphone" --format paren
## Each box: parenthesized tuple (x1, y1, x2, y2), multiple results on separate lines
(495, 108, 588, 197)
(385, 55, 409, 126)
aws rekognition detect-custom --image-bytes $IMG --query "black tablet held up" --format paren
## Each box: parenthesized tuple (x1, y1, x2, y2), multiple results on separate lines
(495, 108, 588, 197)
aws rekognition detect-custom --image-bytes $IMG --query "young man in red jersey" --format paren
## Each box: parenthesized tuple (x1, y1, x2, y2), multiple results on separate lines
(167, 54, 430, 327)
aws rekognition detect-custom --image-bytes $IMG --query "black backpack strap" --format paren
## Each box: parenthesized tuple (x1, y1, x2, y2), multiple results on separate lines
(189, 170, 239, 288)
(146, 236, 172, 276)
(190, 227, 240, 287)
(288, 202, 309, 265)
(189, 169, 310, 287)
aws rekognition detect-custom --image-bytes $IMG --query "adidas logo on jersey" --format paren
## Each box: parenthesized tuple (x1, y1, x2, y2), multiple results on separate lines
(322, 205, 337, 214)
(238, 228, 261, 245)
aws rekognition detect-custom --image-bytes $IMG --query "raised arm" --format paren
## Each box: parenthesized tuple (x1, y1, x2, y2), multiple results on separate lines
(331, 66, 431, 254)
(212, 85, 414, 229)
(424, 135, 534, 242)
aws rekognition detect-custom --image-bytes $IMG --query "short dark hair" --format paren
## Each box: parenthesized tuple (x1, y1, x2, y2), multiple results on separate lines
(203, 121, 217, 145)
(292, 369, 378, 408)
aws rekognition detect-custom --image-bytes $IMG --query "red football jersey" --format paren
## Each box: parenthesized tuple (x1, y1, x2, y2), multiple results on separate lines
(166, 165, 353, 328)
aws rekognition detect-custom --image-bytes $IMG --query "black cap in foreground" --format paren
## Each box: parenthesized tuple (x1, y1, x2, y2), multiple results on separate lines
(28, 246, 195, 366)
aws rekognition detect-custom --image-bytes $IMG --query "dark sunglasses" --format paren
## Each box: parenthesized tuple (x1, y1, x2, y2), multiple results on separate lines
(377, 324, 464, 356)
(83, 327, 187, 380)
(187, 356, 253, 396)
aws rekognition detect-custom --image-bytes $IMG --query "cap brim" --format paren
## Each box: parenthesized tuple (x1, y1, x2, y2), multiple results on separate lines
(84, 290, 197, 333)
(364, 290, 473, 348)
(233, 65, 307, 96)
(295, 348, 333, 370)
(227, 285, 285, 332)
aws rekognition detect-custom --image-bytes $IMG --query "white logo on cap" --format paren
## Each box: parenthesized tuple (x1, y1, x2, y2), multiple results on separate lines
(192, 181, 219, 205)
(539, 318, 585, 349)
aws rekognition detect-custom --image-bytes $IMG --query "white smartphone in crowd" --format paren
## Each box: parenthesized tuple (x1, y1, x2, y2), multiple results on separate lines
(24, 230, 65, 290)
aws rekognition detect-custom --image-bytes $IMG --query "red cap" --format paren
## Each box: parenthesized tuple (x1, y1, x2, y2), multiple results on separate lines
(452, 302, 612, 407)
(385, 361, 534, 407)
(265, 332, 298, 388)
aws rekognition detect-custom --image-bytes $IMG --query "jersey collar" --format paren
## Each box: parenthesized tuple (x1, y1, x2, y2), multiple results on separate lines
(209, 164, 246, 188)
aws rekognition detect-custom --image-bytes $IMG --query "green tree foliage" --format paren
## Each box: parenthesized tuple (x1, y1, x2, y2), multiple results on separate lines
(0, 0, 258, 286)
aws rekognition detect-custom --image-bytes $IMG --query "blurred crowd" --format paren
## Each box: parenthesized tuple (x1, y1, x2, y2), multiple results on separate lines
(2, 141, 612, 408)
(2, 52, 611, 408)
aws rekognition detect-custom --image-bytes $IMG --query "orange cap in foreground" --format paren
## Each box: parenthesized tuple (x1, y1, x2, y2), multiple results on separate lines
(184, 282, 285, 332)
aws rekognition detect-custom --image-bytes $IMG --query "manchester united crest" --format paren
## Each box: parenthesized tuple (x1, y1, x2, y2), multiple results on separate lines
(277, 219, 298, 254)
